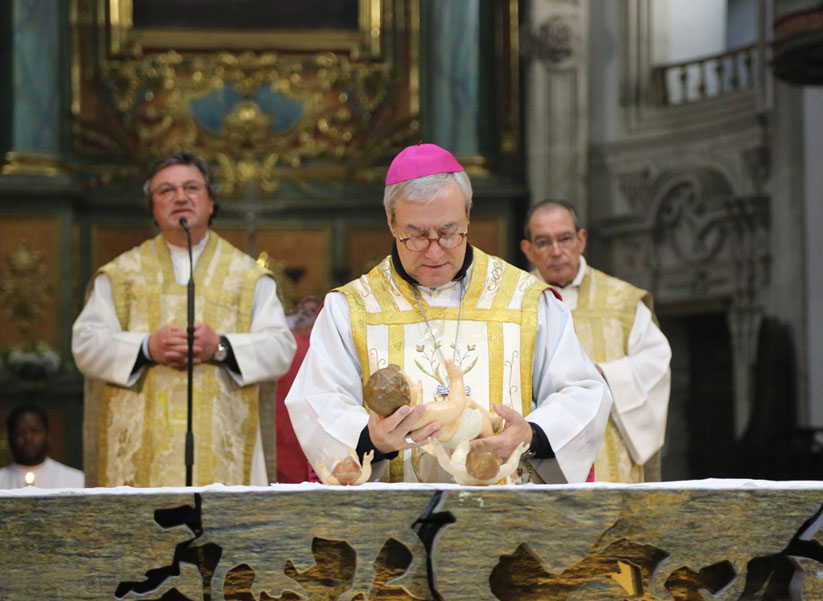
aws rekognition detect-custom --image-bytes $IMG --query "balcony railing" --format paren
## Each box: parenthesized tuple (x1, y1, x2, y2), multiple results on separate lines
(652, 43, 758, 106)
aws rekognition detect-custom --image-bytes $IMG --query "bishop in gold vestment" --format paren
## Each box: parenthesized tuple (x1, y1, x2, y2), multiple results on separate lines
(286, 144, 611, 484)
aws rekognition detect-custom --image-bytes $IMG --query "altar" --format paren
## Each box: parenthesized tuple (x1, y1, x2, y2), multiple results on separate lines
(2, 480, 823, 600)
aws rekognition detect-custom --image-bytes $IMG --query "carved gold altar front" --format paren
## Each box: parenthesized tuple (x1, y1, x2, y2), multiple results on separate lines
(1, 483, 822, 600)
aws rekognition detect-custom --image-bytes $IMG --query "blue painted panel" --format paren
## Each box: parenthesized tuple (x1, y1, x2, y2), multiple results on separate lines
(426, 0, 479, 155)
(12, 0, 61, 153)
(190, 82, 304, 134)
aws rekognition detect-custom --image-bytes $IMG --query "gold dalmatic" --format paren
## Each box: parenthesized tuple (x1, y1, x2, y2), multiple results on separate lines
(83, 233, 270, 487)
(338, 248, 547, 482)
(569, 266, 654, 483)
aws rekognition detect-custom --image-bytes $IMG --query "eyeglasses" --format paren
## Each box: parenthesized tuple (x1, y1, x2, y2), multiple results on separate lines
(531, 232, 578, 251)
(151, 182, 207, 202)
(398, 232, 468, 252)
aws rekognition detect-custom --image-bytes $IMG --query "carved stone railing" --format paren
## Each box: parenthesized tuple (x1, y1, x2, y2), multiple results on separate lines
(2, 481, 823, 600)
(652, 44, 758, 106)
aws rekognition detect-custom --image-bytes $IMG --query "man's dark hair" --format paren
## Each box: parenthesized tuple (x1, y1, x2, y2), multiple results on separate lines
(143, 150, 220, 223)
(7, 403, 48, 436)
(523, 199, 582, 240)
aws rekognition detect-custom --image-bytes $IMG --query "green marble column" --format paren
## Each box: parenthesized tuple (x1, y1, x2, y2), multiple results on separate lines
(2, 0, 65, 175)
(420, 0, 480, 156)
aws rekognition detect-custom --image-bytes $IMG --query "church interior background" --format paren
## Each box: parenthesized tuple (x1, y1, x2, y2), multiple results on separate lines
(0, 0, 821, 482)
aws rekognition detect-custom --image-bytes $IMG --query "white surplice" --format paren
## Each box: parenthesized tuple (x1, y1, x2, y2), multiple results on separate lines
(0, 458, 85, 489)
(285, 262, 611, 484)
(72, 233, 297, 485)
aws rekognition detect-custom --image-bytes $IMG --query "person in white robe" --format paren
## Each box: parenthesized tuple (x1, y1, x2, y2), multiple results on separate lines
(0, 404, 84, 489)
(72, 150, 296, 487)
(286, 143, 611, 484)
(521, 199, 671, 482)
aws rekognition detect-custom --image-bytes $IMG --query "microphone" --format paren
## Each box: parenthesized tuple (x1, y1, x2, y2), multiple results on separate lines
(179, 216, 195, 486)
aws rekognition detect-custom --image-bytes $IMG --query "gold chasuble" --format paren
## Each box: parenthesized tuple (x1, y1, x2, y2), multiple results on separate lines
(83, 233, 271, 487)
(569, 266, 654, 483)
(338, 248, 547, 483)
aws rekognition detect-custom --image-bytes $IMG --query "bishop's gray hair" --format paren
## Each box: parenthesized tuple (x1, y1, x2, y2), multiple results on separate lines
(383, 171, 473, 216)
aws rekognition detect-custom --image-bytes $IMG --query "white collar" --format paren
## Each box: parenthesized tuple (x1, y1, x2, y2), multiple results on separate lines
(8, 459, 49, 472)
(167, 231, 209, 256)
(415, 262, 474, 299)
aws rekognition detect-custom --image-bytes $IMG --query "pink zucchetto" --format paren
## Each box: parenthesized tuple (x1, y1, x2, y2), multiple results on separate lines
(385, 142, 464, 186)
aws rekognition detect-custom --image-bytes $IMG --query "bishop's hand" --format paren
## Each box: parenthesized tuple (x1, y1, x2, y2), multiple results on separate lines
(368, 404, 442, 454)
(471, 404, 533, 462)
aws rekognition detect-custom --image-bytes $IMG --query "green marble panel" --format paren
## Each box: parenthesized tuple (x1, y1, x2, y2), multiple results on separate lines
(421, 0, 480, 156)
(11, 0, 61, 153)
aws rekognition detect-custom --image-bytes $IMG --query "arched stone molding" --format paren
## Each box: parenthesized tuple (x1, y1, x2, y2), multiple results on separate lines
(597, 166, 769, 439)
(643, 170, 768, 297)
(650, 169, 734, 269)
(630, 168, 769, 439)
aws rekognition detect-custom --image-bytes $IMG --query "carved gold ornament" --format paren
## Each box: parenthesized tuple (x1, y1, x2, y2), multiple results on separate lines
(0, 241, 50, 347)
(72, 0, 420, 194)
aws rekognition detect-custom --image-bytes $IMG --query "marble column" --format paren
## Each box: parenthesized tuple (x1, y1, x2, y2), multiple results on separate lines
(803, 86, 823, 427)
(420, 0, 480, 156)
(523, 0, 589, 215)
(2, 0, 65, 175)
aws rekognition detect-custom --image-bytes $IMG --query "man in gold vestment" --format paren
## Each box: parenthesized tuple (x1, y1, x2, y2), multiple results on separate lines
(286, 144, 611, 484)
(521, 199, 671, 482)
(72, 151, 296, 487)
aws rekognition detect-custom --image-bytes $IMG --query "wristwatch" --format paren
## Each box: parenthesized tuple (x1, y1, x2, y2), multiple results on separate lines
(214, 336, 229, 362)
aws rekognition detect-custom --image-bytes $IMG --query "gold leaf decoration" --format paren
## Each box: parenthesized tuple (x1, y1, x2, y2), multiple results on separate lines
(0, 241, 50, 348)
(74, 38, 418, 194)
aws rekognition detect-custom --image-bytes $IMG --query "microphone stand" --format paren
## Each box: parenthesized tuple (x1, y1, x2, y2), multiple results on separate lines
(179, 217, 195, 487)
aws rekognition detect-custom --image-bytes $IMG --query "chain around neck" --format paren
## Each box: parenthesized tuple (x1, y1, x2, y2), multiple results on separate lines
(413, 279, 466, 368)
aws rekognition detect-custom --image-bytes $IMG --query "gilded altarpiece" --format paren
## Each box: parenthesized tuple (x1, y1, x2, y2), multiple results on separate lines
(72, 0, 417, 194)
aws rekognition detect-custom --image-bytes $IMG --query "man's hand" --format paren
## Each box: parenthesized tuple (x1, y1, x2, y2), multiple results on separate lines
(367, 404, 442, 455)
(148, 324, 189, 368)
(148, 322, 221, 368)
(192, 322, 221, 363)
(472, 404, 533, 461)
